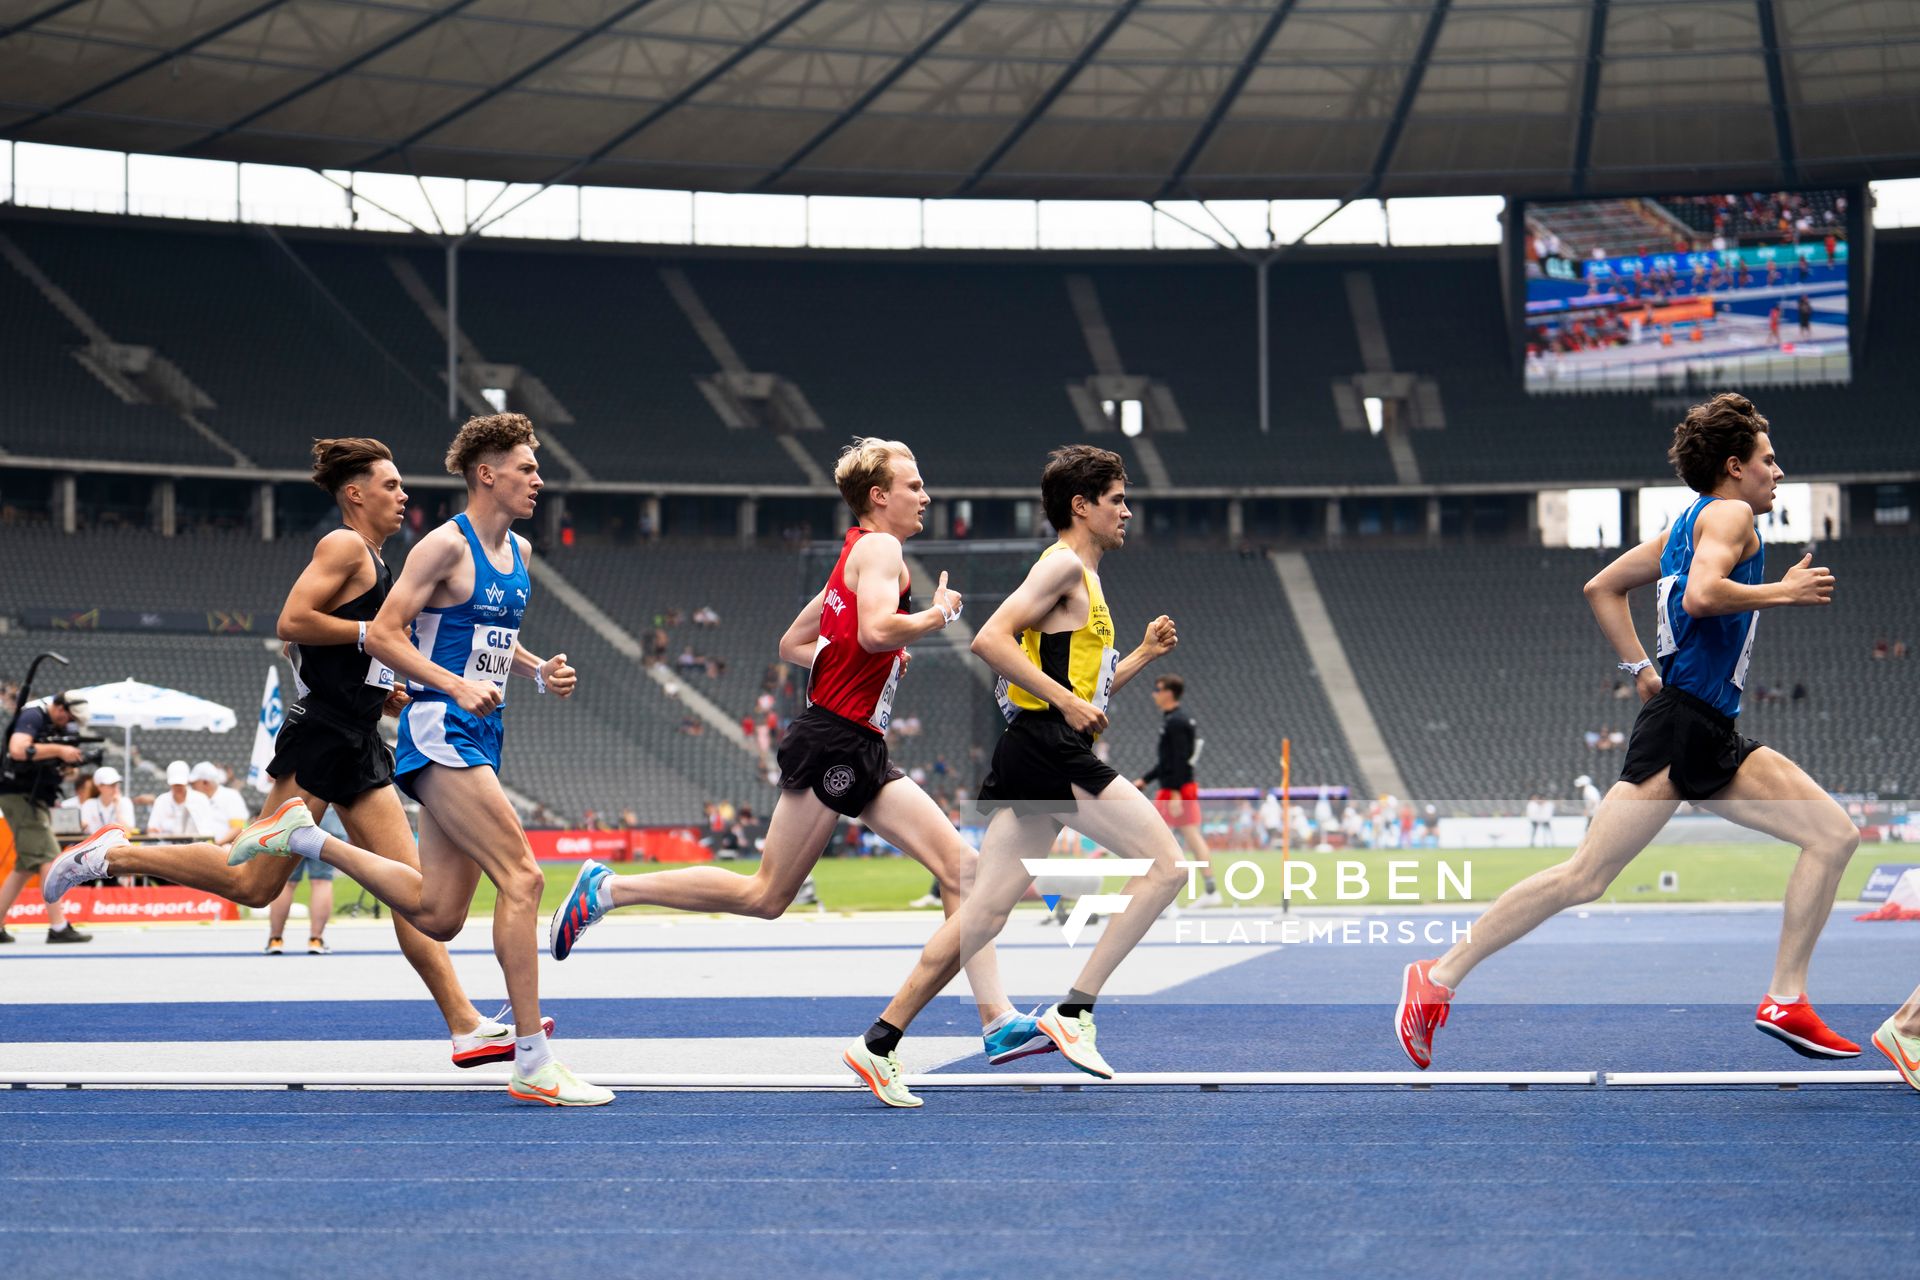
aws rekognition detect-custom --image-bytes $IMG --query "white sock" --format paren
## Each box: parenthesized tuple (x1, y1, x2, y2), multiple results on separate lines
(982, 1010, 1014, 1034)
(514, 1030, 554, 1074)
(594, 876, 616, 913)
(1767, 992, 1803, 1005)
(287, 825, 327, 860)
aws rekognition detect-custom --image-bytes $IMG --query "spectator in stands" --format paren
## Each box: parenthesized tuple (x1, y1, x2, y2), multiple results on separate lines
(1873, 637, 1890, 660)
(693, 606, 720, 628)
(145, 760, 217, 838)
(1895, 640, 1910, 660)
(80, 766, 135, 832)
(1798, 294, 1813, 337)
(1575, 775, 1602, 831)
(190, 761, 248, 845)
(1791, 681, 1809, 704)
(1257, 790, 1282, 849)
(1525, 794, 1554, 847)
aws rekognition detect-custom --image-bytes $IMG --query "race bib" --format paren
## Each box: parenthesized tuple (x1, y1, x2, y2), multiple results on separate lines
(868, 654, 904, 733)
(364, 655, 396, 691)
(1090, 646, 1118, 713)
(465, 625, 519, 690)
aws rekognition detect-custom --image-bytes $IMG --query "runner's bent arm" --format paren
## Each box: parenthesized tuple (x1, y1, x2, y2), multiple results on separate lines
(779, 589, 827, 667)
(850, 533, 956, 652)
(1683, 501, 1832, 617)
(365, 526, 499, 715)
(1583, 531, 1665, 700)
(277, 530, 371, 646)
(1110, 615, 1177, 696)
(969, 551, 1103, 730)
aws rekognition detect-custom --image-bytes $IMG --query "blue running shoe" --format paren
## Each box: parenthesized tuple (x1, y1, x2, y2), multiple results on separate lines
(549, 859, 611, 960)
(984, 1008, 1059, 1065)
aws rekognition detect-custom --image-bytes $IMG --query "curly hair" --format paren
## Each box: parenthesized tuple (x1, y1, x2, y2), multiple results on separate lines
(445, 413, 539, 480)
(833, 437, 915, 516)
(1668, 392, 1770, 493)
(309, 437, 393, 497)
(1040, 445, 1127, 532)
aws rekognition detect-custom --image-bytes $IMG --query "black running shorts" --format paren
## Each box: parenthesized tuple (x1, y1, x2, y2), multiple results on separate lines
(267, 700, 395, 806)
(1618, 685, 1762, 801)
(777, 706, 904, 818)
(977, 711, 1121, 811)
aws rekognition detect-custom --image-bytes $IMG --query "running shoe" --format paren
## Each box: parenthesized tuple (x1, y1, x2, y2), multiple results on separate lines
(984, 1009, 1058, 1066)
(0, 927, 14, 944)
(1871, 1017, 1920, 1092)
(307, 937, 331, 955)
(40, 825, 129, 903)
(1754, 994, 1861, 1059)
(1035, 1005, 1114, 1080)
(507, 1060, 614, 1107)
(451, 1006, 557, 1069)
(843, 1040, 922, 1108)
(549, 859, 611, 960)
(228, 798, 314, 866)
(45, 924, 92, 944)
(264, 937, 284, 955)
(1395, 959, 1453, 1070)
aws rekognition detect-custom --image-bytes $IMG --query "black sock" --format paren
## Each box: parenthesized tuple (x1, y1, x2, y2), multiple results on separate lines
(864, 1018, 904, 1057)
(1057, 989, 1097, 1019)
(1203, 876, 1217, 895)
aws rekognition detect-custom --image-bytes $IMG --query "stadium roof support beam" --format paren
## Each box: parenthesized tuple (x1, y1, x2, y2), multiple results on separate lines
(1569, 0, 1608, 193)
(177, 0, 484, 157)
(1156, 0, 1302, 202)
(1754, 0, 1800, 186)
(465, 0, 832, 236)
(350, 0, 664, 174)
(0, 0, 91, 41)
(7, 0, 292, 135)
(951, 0, 1147, 197)
(1358, 0, 1452, 200)
(754, 0, 990, 192)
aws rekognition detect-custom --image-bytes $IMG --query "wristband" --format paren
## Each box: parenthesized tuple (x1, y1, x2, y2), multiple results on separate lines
(939, 601, 963, 627)
(1618, 658, 1653, 677)
(357, 621, 367, 653)
(535, 666, 548, 695)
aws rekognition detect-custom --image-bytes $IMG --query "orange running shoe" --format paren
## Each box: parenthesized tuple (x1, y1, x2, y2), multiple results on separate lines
(1395, 959, 1453, 1070)
(1754, 995, 1860, 1059)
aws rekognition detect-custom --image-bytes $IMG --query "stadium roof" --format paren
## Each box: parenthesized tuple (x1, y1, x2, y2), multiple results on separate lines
(3, 0, 1916, 201)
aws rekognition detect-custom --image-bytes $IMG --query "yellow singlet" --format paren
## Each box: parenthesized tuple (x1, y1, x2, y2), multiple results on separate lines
(995, 543, 1119, 729)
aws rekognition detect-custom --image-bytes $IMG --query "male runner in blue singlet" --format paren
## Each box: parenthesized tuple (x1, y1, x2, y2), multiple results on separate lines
(1396, 393, 1860, 1068)
(230, 415, 611, 1106)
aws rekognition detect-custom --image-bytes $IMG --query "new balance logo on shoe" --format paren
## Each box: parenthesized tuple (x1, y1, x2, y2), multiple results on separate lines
(1763, 1004, 1792, 1022)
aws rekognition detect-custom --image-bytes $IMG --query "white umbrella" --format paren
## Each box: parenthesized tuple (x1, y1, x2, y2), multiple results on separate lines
(64, 679, 238, 776)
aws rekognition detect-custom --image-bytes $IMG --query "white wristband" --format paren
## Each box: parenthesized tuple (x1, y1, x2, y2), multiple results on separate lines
(534, 665, 548, 695)
(1618, 658, 1653, 676)
(939, 601, 963, 627)
(357, 621, 367, 653)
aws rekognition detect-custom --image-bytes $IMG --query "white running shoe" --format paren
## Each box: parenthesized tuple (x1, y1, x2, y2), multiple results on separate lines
(507, 1060, 614, 1107)
(451, 1006, 557, 1069)
(41, 825, 129, 903)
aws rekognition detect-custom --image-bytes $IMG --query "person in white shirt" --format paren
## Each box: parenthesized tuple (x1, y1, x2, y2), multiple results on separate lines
(1525, 794, 1555, 847)
(146, 761, 217, 838)
(1258, 790, 1283, 849)
(190, 761, 248, 846)
(80, 766, 136, 832)
(1575, 774, 1603, 831)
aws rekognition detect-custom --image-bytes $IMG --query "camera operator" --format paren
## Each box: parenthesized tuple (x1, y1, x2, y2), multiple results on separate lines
(0, 691, 94, 944)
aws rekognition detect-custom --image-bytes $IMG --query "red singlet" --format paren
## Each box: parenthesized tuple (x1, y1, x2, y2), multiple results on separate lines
(807, 528, 908, 734)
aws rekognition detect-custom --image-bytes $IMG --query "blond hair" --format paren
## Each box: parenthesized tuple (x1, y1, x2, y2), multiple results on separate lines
(833, 437, 915, 516)
(445, 413, 539, 481)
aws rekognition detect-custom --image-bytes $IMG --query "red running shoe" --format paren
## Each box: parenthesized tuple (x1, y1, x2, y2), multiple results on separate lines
(1395, 959, 1453, 1069)
(1754, 994, 1861, 1059)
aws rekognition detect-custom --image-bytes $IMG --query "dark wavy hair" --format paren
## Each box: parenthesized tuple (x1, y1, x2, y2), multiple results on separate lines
(1668, 392, 1770, 493)
(1040, 445, 1127, 532)
(309, 437, 393, 497)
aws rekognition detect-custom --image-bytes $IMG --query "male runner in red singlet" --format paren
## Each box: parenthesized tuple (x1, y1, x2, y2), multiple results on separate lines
(548, 438, 1052, 1066)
